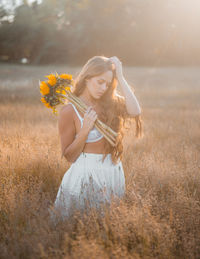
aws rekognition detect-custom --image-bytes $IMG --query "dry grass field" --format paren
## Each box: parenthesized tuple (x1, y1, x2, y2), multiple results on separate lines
(0, 64, 200, 258)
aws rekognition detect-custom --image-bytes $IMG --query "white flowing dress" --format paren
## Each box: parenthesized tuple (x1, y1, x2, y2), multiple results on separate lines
(49, 103, 126, 221)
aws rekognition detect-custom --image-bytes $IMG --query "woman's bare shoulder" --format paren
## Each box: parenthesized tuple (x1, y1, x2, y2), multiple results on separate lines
(58, 103, 76, 136)
(59, 103, 74, 116)
(58, 103, 75, 124)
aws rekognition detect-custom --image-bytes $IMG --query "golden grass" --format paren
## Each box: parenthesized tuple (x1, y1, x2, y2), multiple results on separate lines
(0, 64, 200, 258)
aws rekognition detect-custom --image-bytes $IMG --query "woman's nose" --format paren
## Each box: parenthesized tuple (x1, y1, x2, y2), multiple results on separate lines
(101, 83, 107, 91)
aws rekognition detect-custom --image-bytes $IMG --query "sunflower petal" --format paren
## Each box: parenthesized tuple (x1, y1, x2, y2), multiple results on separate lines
(60, 74, 72, 80)
(40, 81, 50, 95)
(45, 74, 57, 86)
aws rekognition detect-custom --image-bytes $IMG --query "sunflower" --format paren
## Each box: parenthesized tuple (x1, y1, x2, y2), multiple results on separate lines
(45, 74, 57, 86)
(44, 102, 51, 108)
(65, 86, 71, 91)
(41, 97, 46, 103)
(40, 81, 50, 95)
(60, 74, 72, 80)
(40, 97, 51, 108)
(56, 89, 67, 95)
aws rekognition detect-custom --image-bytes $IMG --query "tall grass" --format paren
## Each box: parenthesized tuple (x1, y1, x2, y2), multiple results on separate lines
(0, 64, 200, 258)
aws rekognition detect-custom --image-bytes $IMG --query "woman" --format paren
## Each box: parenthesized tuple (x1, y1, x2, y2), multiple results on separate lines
(50, 56, 142, 220)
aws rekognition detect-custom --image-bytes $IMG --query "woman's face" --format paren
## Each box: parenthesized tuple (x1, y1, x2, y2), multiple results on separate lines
(86, 70, 113, 99)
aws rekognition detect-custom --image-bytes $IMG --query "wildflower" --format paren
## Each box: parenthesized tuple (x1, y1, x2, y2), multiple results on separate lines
(44, 102, 51, 108)
(60, 74, 72, 80)
(46, 74, 57, 86)
(40, 81, 50, 95)
(41, 97, 46, 103)
(56, 89, 67, 95)
(65, 86, 71, 91)
(62, 89, 67, 94)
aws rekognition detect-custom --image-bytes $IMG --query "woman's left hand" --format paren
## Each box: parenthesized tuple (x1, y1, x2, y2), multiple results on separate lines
(109, 56, 124, 80)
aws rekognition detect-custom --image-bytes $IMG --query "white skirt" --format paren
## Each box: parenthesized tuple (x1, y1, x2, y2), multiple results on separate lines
(49, 152, 125, 221)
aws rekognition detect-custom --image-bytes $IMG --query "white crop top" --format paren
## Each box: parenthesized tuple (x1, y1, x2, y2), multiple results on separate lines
(69, 102, 104, 143)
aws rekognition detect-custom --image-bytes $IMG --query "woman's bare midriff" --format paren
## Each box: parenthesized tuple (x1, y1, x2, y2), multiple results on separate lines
(73, 107, 109, 154)
(83, 138, 108, 154)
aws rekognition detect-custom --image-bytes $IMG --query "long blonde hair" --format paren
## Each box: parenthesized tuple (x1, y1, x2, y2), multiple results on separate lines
(72, 56, 143, 164)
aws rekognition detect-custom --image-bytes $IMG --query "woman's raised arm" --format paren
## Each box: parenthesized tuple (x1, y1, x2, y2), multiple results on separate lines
(109, 56, 141, 116)
(117, 77, 141, 116)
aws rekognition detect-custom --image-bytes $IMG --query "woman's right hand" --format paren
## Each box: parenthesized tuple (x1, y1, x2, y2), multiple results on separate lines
(82, 106, 98, 134)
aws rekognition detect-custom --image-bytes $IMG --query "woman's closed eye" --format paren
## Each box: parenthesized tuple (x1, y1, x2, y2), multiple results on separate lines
(98, 80, 110, 87)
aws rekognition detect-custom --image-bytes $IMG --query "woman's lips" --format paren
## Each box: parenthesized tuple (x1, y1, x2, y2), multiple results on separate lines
(97, 93, 104, 96)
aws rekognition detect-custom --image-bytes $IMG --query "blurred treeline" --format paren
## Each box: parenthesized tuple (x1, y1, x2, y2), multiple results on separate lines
(0, 0, 200, 65)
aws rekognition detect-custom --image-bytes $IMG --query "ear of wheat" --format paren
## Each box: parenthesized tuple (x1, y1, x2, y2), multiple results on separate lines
(39, 73, 118, 147)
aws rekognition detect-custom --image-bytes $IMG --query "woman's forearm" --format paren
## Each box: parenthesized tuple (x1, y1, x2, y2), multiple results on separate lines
(118, 76, 141, 116)
(63, 129, 89, 163)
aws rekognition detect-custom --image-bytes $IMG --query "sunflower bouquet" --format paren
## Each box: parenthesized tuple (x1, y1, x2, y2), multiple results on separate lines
(39, 73, 118, 147)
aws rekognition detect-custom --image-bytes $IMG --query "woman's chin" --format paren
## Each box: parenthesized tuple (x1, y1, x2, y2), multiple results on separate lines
(94, 95, 102, 99)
